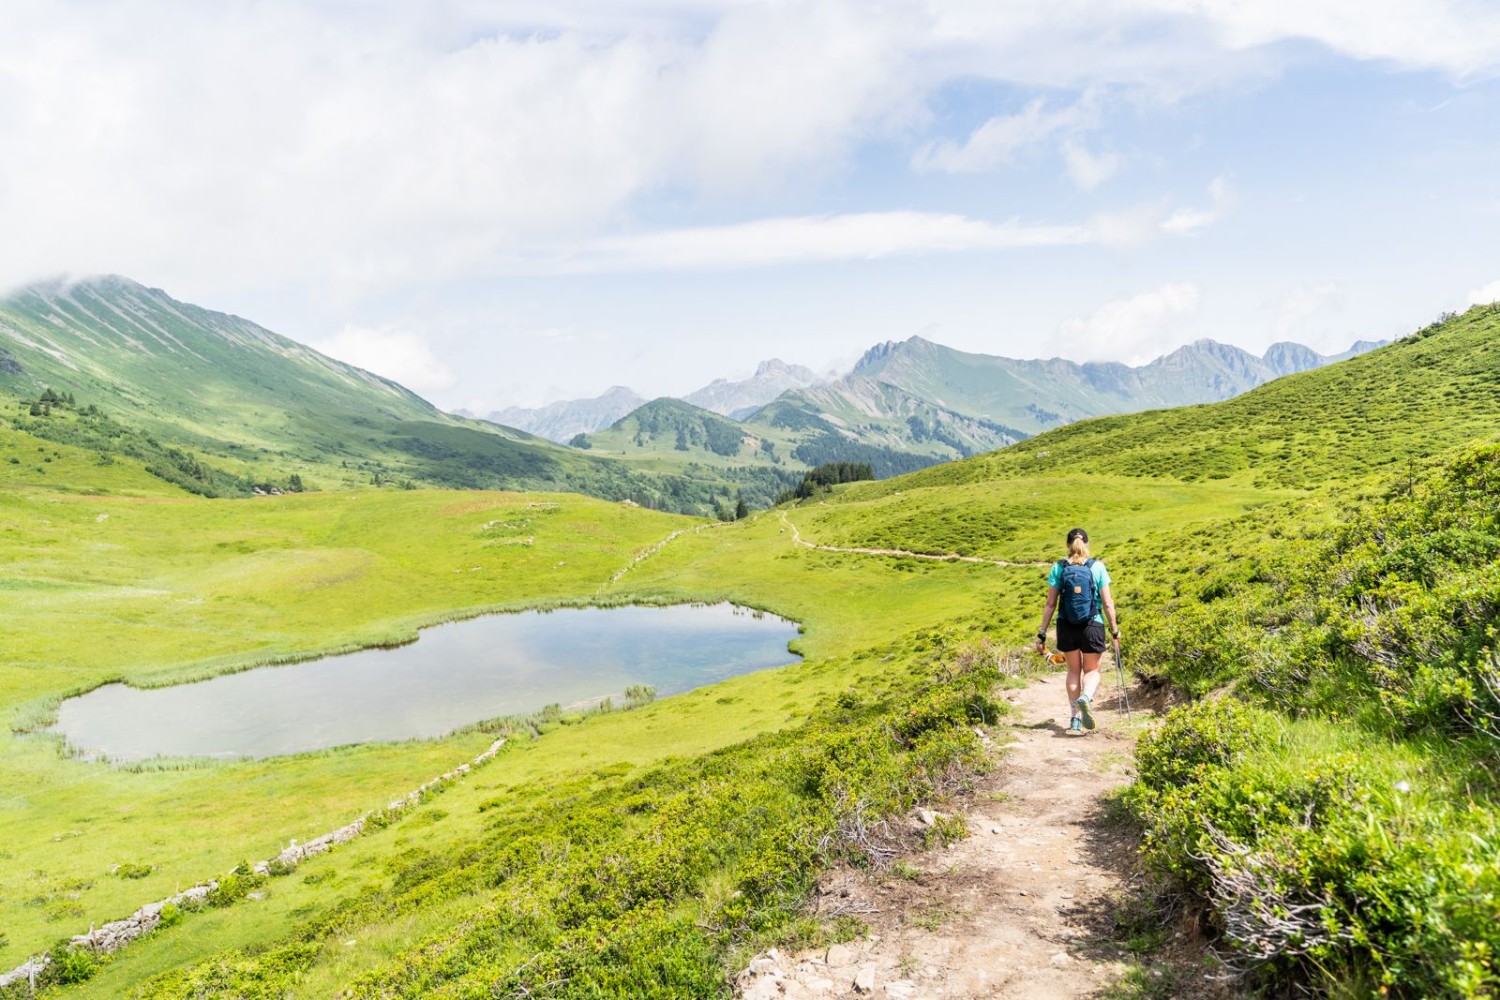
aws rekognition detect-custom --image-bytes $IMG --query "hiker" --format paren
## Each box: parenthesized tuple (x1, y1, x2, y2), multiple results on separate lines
(1034, 527, 1120, 732)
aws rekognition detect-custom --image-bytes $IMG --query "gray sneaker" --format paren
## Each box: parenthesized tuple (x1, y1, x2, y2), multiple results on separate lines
(1076, 695, 1095, 730)
(1069, 716, 1083, 733)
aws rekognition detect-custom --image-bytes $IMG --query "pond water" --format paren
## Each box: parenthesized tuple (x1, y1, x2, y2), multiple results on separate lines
(49, 603, 800, 761)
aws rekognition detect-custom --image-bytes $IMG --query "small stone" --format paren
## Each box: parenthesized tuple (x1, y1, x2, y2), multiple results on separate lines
(825, 943, 854, 966)
(884, 981, 917, 998)
(1049, 952, 1072, 967)
(750, 958, 780, 975)
(916, 808, 937, 827)
(745, 979, 783, 1000)
(853, 965, 878, 992)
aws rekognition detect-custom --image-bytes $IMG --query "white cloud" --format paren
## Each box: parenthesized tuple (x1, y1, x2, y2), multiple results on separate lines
(551, 212, 1091, 272)
(912, 96, 1099, 174)
(1160, 176, 1235, 234)
(1057, 283, 1202, 363)
(310, 325, 457, 394)
(1062, 141, 1122, 190)
(1173, 0, 1500, 78)
(547, 191, 1237, 272)
(0, 1, 1491, 315)
(1467, 278, 1500, 306)
(929, 1, 1500, 84)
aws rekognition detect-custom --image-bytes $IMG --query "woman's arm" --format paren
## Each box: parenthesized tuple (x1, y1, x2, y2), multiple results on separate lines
(1035, 587, 1059, 652)
(1100, 584, 1119, 636)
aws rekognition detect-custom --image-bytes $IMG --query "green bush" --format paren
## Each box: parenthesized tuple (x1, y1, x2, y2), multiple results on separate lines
(42, 943, 99, 986)
(205, 870, 265, 908)
(1130, 709, 1500, 996)
(1133, 699, 1280, 790)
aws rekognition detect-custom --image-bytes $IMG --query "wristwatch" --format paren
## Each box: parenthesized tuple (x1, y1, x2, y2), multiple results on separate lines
(1036, 631, 1046, 643)
(1110, 627, 1121, 638)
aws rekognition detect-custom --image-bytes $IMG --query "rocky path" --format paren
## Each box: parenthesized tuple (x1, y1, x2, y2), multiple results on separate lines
(778, 511, 1050, 569)
(739, 669, 1141, 999)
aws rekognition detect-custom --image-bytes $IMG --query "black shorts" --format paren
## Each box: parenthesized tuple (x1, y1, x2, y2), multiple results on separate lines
(1057, 621, 1107, 654)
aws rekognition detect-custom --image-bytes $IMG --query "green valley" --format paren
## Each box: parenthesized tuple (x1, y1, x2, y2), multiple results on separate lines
(0, 278, 780, 514)
(0, 303, 1497, 997)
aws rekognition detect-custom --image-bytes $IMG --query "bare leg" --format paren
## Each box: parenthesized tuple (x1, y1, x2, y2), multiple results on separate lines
(1081, 652, 1103, 701)
(1065, 650, 1084, 718)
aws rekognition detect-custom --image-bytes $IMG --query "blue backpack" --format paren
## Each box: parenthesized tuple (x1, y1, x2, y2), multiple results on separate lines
(1056, 559, 1098, 626)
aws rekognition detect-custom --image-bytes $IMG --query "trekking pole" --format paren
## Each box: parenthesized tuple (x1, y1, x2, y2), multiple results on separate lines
(1114, 639, 1132, 718)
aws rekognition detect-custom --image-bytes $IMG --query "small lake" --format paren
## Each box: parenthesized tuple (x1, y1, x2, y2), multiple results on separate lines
(49, 603, 801, 761)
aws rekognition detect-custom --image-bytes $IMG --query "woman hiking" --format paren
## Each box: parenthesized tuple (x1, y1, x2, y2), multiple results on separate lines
(1034, 527, 1120, 733)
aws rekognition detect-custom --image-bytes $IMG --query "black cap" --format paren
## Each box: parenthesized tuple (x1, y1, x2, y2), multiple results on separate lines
(1067, 527, 1088, 544)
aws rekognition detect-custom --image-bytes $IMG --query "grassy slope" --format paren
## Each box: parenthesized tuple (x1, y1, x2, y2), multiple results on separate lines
(0, 466, 694, 958)
(4, 305, 1495, 994)
(0, 279, 770, 513)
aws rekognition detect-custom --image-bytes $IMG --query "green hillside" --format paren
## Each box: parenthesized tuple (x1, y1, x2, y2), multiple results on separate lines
(0, 278, 784, 515)
(2, 304, 1497, 997)
(0, 277, 439, 454)
(874, 305, 1498, 493)
(581, 385, 1021, 482)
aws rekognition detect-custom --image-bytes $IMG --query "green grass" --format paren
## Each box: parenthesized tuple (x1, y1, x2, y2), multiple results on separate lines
(2, 303, 1498, 995)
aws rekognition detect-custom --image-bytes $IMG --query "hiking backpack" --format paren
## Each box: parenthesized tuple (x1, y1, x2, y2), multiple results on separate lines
(1055, 558, 1098, 626)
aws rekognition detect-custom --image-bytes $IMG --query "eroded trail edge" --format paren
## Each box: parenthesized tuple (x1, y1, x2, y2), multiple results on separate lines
(740, 669, 1138, 999)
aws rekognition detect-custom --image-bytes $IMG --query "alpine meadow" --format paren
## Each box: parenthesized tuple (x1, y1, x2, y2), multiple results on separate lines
(0, 299, 1496, 998)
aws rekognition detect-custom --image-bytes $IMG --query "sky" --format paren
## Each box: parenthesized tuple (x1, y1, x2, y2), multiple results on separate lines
(2, 1, 1498, 413)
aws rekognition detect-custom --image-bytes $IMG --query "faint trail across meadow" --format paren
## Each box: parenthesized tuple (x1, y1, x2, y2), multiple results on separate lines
(778, 511, 1050, 568)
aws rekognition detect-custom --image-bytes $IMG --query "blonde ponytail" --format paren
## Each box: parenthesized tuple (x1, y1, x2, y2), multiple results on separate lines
(1068, 536, 1091, 565)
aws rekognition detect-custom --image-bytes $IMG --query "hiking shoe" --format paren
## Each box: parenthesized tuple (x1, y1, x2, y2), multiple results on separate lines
(1069, 716, 1082, 733)
(1076, 695, 1096, 730)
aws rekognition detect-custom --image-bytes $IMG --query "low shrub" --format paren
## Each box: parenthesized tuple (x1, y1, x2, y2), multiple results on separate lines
(1130, 712, 1500, 997)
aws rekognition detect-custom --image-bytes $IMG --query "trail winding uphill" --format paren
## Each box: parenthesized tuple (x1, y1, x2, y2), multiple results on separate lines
(738, 669, 1150, 999)
(778, 511, 1051, 568)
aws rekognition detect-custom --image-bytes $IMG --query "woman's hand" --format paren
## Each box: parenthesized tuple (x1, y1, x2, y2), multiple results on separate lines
(1034, 639, 1047, 656)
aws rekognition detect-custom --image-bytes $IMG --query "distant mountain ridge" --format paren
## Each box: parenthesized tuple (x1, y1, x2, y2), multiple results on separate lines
(0, 273, 1383, 510)
(486, 386, 647, 444)
(839, 334, 1382, 434)
(496, 334, 1381, 447)
(490, 360, 821, 442)
(682, 359, 823, 419)
(561, 332, 1383, 481)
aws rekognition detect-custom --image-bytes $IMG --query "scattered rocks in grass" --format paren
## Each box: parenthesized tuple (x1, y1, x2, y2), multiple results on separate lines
(2, 737, 509, 988)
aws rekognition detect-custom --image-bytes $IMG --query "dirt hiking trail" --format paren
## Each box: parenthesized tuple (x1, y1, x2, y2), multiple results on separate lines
(739, 668, 1145, 999)
(777, 511, 1051, 569)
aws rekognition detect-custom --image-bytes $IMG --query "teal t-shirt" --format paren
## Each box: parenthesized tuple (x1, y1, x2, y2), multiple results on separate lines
(1047, 559, 1111, 624)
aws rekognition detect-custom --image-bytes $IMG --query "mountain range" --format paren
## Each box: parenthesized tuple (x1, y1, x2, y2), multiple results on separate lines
(564, 333, 1382, 478)
(0, 274, 1381, 512)
(485, 334, 1381, 453)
